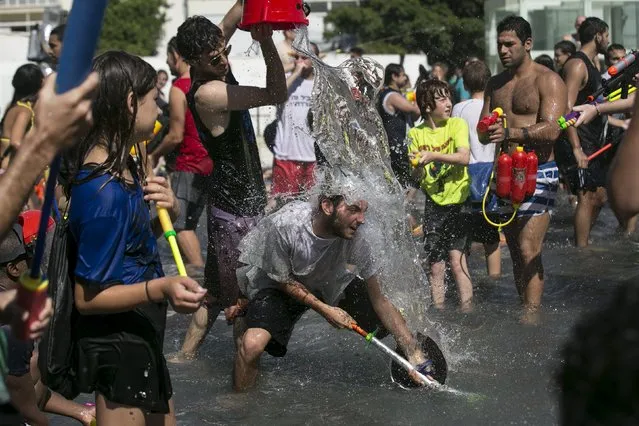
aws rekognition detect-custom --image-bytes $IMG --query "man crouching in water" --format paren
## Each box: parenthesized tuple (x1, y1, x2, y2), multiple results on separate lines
(233, 193, 433, 390)
(478, 16, 567, 323)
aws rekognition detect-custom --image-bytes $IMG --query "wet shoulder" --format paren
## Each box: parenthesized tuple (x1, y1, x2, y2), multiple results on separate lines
(270, 201, 312, 230)
(534, 64, 565, 89)
(70, 173, 131, 219)
(194, 80, 226, 104)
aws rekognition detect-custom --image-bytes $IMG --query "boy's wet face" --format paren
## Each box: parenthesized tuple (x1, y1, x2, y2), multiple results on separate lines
(498, 31, 530, 69)
(430, 94, 452, 121)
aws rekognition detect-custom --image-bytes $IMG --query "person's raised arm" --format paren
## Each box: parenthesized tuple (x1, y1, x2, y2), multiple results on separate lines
(195, 24, 287, 112)
(387, 92, 421, 120)
(574, 93, 636, 127)
(562, 61, 589, 168)
(0, 73, 97, 241)
(219, 0, 243, 43)
(151, 86, 186, 164)
(608, 94, 639, 222)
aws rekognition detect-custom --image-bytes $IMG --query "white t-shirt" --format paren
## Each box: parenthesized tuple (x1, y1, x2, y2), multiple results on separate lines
(452, 99, 495, 164)
(274, 76, 316, 162)
(237, 201, 378, 305)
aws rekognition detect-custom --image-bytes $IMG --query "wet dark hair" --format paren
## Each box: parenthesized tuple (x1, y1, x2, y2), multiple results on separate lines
(1, 64, 43, 126)
(534, 54, 555, 72)
(607, 43, 625, 53)
(383, 63, 404, 86)
(416, 79, 452, 117)
(177, 16, 224, 65)
(578, 17, 608, 45)
(71, 51, 157, 186)
(497, 15, 532, 44)
(462, 60, 490, 94)
(558, 281, 639, 425)
(9, 64, 43, 105)
(50, 24, 65, 41)
(554, 40, 576, 56)
(167, 36, 180, 56)
(318, 194, 345, 212)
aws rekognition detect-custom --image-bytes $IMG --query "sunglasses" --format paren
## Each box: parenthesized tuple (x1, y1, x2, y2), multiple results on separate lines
(210, 45, 232, 66)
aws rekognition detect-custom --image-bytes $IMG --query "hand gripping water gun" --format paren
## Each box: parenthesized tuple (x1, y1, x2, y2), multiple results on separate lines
(16, 0, 108, 341)
(350, 324, 442, 390)
(576, 50, 639, 110)
(477, 107, 504, 133)
(404, 89, 416, 103)
(558, 85, 637, 129)
(128, 121, 187, 277)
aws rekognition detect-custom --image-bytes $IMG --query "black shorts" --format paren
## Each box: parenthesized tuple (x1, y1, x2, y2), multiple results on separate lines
(1, 325, 33, 377)
(422, 196, 469, 263)
(74, 303, 172, 413)
(555, 137, 609, 194)
(464, 213, 500, 246)
(246, 278, 387, 358)
(170, 171, 208, 231)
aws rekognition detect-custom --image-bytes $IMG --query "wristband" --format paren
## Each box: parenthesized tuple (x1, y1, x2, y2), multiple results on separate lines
(594, 103, 601, 116)
(145, 280, 152, 302)
(522, 127, 530, 141)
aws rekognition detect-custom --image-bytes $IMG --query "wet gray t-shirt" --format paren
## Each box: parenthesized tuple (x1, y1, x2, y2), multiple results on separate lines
(237, 201, 378, 305)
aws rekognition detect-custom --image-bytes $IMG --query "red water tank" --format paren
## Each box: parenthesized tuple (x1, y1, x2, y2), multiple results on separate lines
(525, 150, 538, 197)
(511, 146, 527, 204)
(239, 0, 309, 31)
(496, 152, 512, 199)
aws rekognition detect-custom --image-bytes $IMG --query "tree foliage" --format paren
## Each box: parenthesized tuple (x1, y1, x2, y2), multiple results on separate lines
(324, 0, 484, 67)
(98, 0, 168, 56)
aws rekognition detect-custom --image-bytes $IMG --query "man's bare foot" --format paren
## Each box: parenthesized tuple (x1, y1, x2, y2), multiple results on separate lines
(520, 306, 540, 325)
(166, 351, 196, 364)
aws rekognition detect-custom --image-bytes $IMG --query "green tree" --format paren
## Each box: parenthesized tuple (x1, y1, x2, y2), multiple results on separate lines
(98, 0, 168, 56)
(324, 0, 484, 67)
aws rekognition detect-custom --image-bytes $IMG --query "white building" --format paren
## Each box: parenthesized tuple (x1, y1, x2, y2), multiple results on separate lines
(484, 0, 639, 72)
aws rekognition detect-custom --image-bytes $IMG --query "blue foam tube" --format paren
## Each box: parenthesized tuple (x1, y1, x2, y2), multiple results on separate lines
(30, 0, 109, 279)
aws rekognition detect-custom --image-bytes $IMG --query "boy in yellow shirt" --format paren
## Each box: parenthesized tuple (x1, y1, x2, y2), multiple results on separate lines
(408, 79, 473, 312)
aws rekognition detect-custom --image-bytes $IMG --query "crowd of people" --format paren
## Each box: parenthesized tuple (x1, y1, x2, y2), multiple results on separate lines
(0, 1, 638, 423)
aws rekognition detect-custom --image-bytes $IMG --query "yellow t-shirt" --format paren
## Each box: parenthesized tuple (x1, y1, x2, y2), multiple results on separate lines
(407, 117, 470, 206)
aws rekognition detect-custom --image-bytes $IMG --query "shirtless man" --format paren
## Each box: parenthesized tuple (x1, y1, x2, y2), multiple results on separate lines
(478, 16, 567, 321)
(171, 2, 287, 360)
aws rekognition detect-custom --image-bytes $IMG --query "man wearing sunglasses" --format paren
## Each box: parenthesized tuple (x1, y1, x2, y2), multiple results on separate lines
(172, 1, 287, 361)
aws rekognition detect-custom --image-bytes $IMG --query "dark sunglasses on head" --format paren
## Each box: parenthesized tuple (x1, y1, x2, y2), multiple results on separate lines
(210, 45, 232, 66)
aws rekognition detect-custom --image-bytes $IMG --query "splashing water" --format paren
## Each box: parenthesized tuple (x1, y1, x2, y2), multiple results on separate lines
(289, 28, 451, 360)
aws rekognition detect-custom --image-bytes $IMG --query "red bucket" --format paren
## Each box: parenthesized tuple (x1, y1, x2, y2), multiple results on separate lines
(239, 0, 309, 31)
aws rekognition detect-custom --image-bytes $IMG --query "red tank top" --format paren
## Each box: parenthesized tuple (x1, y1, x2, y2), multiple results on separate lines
(172, 77, 213, 175)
